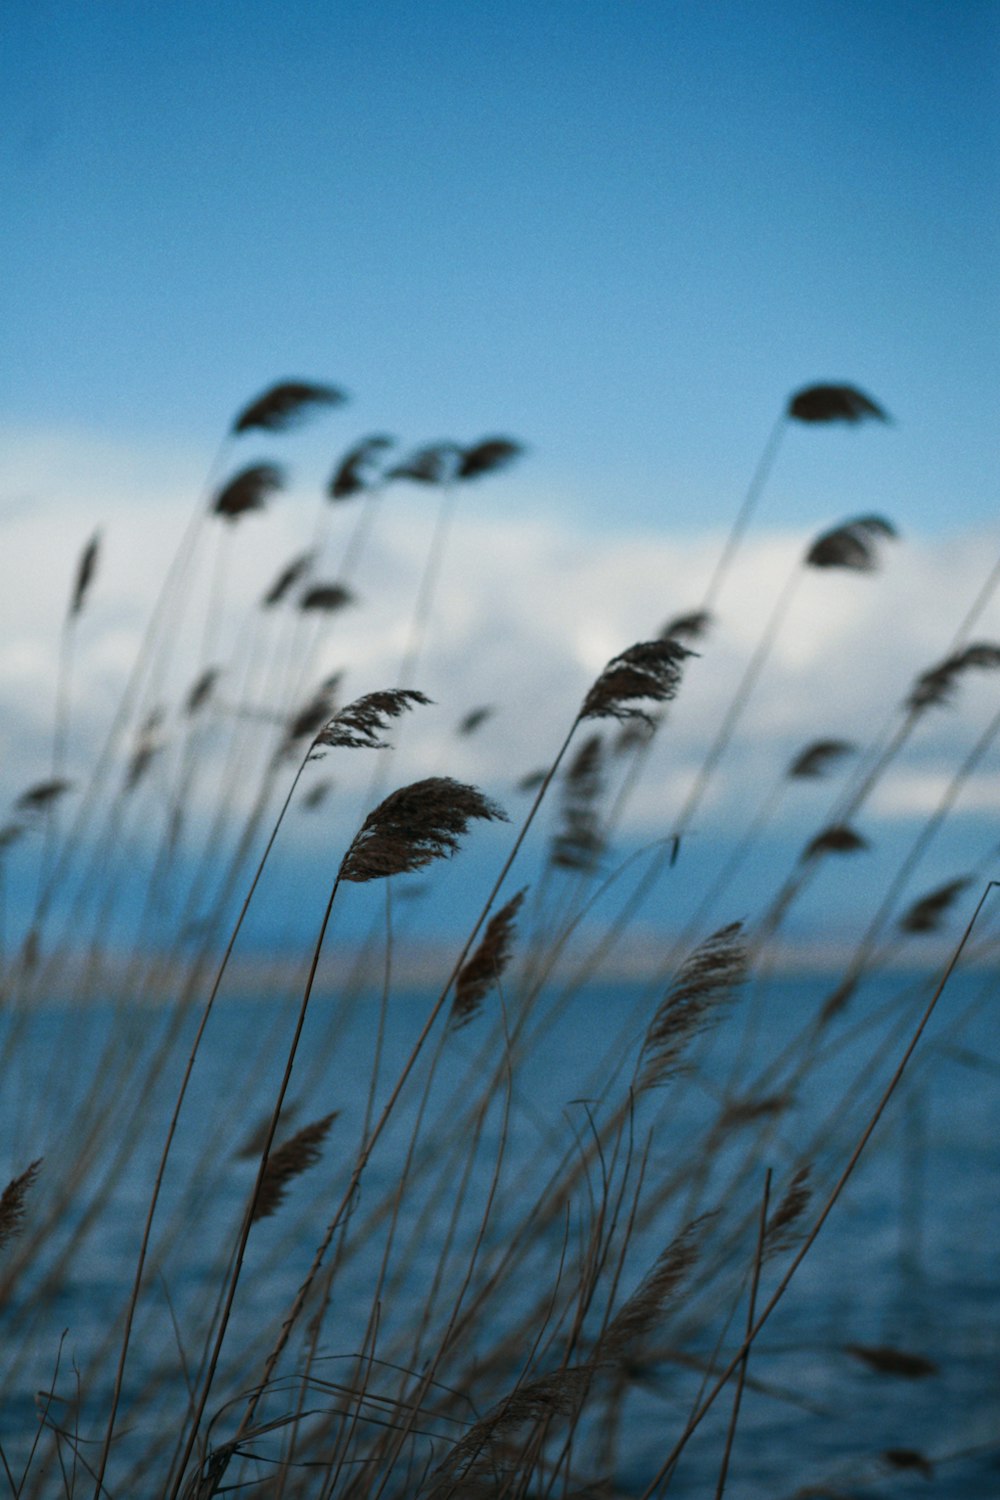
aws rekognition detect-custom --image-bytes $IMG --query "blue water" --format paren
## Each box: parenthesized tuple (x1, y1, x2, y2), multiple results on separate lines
(1, 968, 997, 1497)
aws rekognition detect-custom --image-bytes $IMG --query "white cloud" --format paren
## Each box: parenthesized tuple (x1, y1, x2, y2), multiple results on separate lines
(2, 422, 999, 847)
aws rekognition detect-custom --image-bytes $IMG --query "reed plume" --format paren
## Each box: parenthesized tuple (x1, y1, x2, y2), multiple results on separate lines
(787, 739, 855, 779)
(251, 1113, 338, 1223)
(600, 1217, 707, 1359)
(456, 436, 524, 480)
(211, 464, 285, 521)
(905, 641, 1000, 712)
(0, 1160, 41, 1251)
(579, 639, 693, 725)
(339, 778, 507, 883)
(450, 888, 526, 1028)
(261, 550, 315, 608)
(899, 877, 970, 934)
(69, 531, 100, 617)
(637, 924, 747, 1092)
(806, 514, 897, 572)
(231, 380, 346, 434)
(314, 688, 431, 751)
(787, 383, 890, 423)
(386, 443, 461, 485)
(764, 1166, 812, 1255)
(15, 779, 73, 812)
(801, 824, 868, 861)
(327, 435, 395, 500)
(298, 583, 355, 613)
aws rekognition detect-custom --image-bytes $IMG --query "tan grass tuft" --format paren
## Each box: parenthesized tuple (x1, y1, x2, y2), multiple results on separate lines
(252, 1113, 338, 1223)
(339, 777, 507, 883)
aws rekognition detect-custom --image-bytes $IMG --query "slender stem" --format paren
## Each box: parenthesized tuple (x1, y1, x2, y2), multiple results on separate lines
(713, 1168, 771, 1500)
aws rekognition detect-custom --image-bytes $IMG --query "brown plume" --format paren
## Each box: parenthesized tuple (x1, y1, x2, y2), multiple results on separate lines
(0, 1160, 41, 1251)
(339, 777, 507, 883)
(806, 515, 897, 572)
(787, 384, 889, 423)
(457, 437, 524, 480)
(764, 1165, 812, 1255)
(787, 739, 856, 779)
(580, 639, 692, 725)
(451, 889, 526, 1028)
(284, 675, 342, 750)
(386, 443, 461, 485)
(314, 689, 430, 751)
(844, 1344, 937, 1378)
(660, 609, 713, 643)
(551, 733, 605, 873)
(601, 1218, 707, 1359)
(185, 668, 220, 717)
(638, 924, 747, 1092)
(900, 877, 970, 934)
(231, 380, 346, 434)
(905, 642, 1000, 712)
(801, 824, 868, 862)
(299, 583, 355, 614)
(327, 435, 395, 500)
(212, 464, 285, 521)
(252, 1114, 338, 1222)
(15, 779, 73, 813)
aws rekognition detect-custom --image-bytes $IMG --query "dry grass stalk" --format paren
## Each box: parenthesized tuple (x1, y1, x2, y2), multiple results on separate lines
(314, 689, 430, 752)
(787, 383, 889, 423)
(251, 1114, 338, 1223)
(231, 380, 346, 434)
(212, 464, 285, 521)
(580, 639, 693, 725)
(0, 1160, 42, 1251)
(451, 889, 526, 1028)
(638, 924, 747, 1092)
(339, 777, 507, 883)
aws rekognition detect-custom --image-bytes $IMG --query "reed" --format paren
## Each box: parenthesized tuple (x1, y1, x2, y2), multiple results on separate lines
(0, 376, 995, 1500)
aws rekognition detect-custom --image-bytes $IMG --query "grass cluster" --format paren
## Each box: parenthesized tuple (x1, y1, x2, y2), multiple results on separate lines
(0, 379, 996, 1498)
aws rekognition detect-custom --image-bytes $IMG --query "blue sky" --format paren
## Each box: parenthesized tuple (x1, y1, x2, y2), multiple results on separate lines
(3, 0, 997, 535)
(2, 2, 999, 965)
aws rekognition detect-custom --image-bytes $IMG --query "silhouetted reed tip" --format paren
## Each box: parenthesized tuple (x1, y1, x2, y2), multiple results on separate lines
(212, 464, 285, 521)
(339, 777, 507, 883)
(232, 380, 346, 434)
(788, 383, 890, 424)
(315, 689, 431, 751)
(451, 889, 526, 1028)
(580, 639, 693, 725)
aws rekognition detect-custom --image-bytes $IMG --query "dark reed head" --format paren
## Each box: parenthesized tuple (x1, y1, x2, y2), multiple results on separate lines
(580, 639, 693, 725)
(801, 823, 868, 862)
(185, 667, 220, 717)
(386, 443, 462, 485)
(327, 435, 396, 501)
(457, 705, 494, 737)
(787, 739, 856, 779)
(905, 641, 1000, 712)
(451, 888, 526, 1029)
(231, 380, 346, 434)
(456, 437, 524, 480)
(787, 383, 890, 424)
(70, 531, 100, 617)
(314, 688, 431, 751)
(298, 583, 355, 614)
(251, 1114, 338, 1223)
(899, 876, 970, 934)
(339, 777, 507, 883)
(659, 609, 713, 643)
(638, 924, 747, 1092)
(0, 1160, 42, 1251)
(212, 464, 285, 521)
(261, 550, 316, 608)
(15, 778, 73, 813)
(805, 514, 897, 572)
